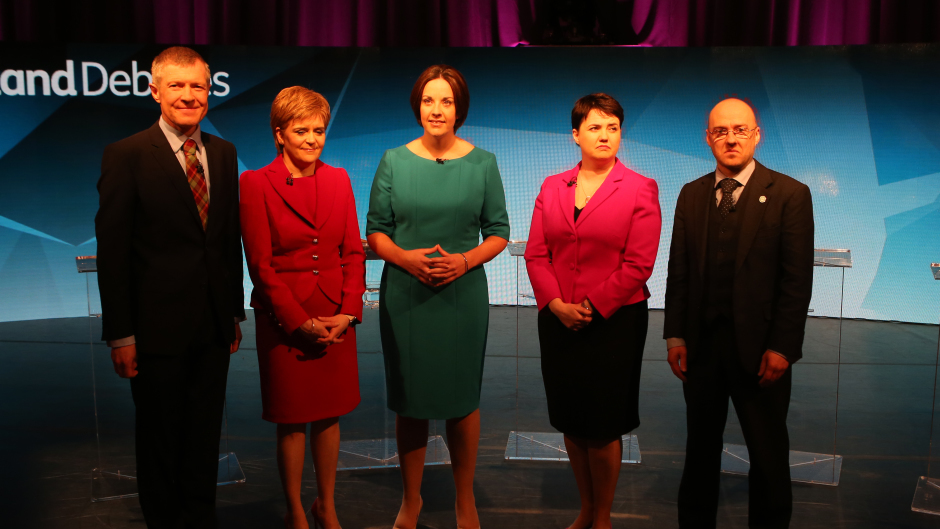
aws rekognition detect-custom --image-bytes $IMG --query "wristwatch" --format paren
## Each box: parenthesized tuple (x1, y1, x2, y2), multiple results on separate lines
(344, 314, 358, 326)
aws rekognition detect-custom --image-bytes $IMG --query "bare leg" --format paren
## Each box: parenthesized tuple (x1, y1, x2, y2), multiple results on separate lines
(586, 437, 623, 529)
(277, 423, 309, 529)
(563, 434, 595, 529)
(394, 414, 428, 529)
(309, 417, 341, 529)
(447, 409, 481, 529)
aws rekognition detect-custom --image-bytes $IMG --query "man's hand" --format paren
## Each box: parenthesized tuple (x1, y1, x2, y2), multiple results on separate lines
(230, 323, 242, 354)
(757, 351, 789, 387)
(667, 345, 688, 383)
(111, 344, 138, 378)
(315, 315, 351, 345)
(548, 298, 592, 331)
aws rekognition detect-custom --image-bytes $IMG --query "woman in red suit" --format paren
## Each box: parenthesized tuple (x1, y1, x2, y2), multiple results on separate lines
(240, 86, 365, 529)
(524, 93, 661, 529)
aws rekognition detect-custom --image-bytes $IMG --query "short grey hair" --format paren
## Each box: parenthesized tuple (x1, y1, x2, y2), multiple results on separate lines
(151, 46, 211, 86)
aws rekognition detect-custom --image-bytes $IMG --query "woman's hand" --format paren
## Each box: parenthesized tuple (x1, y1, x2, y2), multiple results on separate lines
(315, 315, 351, 345)
(549, 298, 593, 331)
(398, 246, 438, 286)
(298, 317, 329, 344)
(428, 244, 467, 286)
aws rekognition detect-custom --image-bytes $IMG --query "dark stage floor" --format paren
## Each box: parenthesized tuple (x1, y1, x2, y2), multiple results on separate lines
(2, 308, 940, 528)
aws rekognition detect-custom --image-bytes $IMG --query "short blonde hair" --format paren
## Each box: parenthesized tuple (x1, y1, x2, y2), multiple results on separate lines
(151, 46, 211, 86)
(270, 86, 332, 154)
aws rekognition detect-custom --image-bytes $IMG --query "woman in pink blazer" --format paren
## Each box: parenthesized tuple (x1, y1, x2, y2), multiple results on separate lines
(240, 87, 365, 529)
(524, 93, 661, 529)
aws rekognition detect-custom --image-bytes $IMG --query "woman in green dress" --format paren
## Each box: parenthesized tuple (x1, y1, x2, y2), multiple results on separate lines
(366, 64, 509, 529)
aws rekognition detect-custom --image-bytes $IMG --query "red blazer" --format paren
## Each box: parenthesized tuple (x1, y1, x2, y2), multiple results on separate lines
(240, 157, 365, 334)
(524, 159, 662, 318)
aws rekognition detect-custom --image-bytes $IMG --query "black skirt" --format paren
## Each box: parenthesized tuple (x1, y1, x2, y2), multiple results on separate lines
(537, 299, 649, 440)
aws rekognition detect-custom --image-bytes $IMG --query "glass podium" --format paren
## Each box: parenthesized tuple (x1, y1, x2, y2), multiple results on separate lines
(502, 241, 641, 464)
(912, 262, 940, 514)
(333, 241, 451, 471)
(720, 249, 850, 486)
(76, 256, 245, 502)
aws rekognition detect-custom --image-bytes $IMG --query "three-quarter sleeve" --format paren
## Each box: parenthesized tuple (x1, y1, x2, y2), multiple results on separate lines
(366, 150, 395, 237)
(480, 154, 510, 240)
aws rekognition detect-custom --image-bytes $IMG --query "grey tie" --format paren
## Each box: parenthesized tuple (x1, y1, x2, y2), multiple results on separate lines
(718, 178, 741, 219)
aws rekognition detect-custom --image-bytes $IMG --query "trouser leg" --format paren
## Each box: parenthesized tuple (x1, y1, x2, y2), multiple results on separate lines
(730, 360, 792, 529)
(678, 330, 730, 529)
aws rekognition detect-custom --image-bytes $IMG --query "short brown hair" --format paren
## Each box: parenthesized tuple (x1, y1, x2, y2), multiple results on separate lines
(571, 93, 624, 130)
(410, 65, 470, 132)
(270, 86, 331, 154)
(151, 46, 210, 86)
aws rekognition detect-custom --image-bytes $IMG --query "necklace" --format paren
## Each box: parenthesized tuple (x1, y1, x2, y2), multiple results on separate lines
(577, 178, 603, 204)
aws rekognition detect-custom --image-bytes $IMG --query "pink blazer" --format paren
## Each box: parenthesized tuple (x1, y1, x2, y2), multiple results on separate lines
(524, 159, 661, 319)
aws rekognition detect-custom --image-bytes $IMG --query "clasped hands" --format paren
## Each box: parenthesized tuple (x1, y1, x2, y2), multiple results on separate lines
(298, 315, 350, 346)
(549, 298, 594, 331)
(399, 244, 468, 287)
(667, 346, 789, 387)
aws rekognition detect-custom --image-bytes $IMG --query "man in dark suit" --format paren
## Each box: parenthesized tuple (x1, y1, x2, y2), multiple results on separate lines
(664, 98, 814, 529)
(95, 46, 244, 529)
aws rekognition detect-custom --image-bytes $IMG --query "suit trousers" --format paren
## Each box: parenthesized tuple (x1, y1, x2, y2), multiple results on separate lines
(678, 316, 792, 529)
(130, 306, 231, 529)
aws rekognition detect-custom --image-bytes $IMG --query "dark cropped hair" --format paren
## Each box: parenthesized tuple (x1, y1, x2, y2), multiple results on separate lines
(571, 93, 624, 130)
(410, 64, 470, 132)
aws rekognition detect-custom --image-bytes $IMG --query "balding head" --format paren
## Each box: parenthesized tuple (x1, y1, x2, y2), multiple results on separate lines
(705, 98, 761, 176)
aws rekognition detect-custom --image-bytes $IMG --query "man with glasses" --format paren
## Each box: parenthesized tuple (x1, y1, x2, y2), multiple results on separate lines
(663, 98, 814, 528)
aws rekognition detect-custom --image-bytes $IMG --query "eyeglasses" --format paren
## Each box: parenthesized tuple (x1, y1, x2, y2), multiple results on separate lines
(707, 126, 758, 140)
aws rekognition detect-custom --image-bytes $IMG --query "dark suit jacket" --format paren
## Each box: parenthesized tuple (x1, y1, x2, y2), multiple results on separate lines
(663, 160, 814, 373)
(95, 121, 246, 355)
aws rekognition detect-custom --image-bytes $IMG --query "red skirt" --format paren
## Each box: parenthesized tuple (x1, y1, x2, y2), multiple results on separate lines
(255, 286, 361, 424)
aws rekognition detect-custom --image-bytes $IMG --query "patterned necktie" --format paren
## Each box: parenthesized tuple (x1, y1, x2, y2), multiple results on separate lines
(183, 139, 209, 230)
(718, 178, 741, 219)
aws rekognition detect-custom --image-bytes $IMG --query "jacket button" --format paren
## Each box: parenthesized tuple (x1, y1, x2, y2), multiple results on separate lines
(313, 270, 319, 275)
(313, 254, 319, 260)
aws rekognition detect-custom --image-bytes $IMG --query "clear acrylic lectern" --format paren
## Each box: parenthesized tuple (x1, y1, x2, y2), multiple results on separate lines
(76, 256, 245, 502)
(333, 241, 451, 471)
(912, 262, 940, 513)
(721, 249, 851, 486)
(502, 241, 641, 464)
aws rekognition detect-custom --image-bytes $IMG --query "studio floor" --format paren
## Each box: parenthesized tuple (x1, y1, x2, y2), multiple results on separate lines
(2, 307, 940, 528)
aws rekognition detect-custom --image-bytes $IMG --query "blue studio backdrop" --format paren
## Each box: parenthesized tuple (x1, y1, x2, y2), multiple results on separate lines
(0, 44, 938, 324)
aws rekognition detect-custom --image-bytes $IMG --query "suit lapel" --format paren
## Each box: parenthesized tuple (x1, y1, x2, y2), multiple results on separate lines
(576, 161, 624, 225)
(557, 165, 578, 231)
(265, 156, 316, 227)
(314, 161, 334, 229)
(148, 123, 204, 231)
(735, 161, 773, 271)
(695, 173, 714, 279)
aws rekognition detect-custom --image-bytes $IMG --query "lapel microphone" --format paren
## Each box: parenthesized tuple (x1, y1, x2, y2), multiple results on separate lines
(567, 176, 577, 187)
(196, 162, 205, 175)
(436, 158, 447, 165)
(286, 173, 294, 186)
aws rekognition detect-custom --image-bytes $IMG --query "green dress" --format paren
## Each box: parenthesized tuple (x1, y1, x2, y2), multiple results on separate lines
(366, 146, 510, 419)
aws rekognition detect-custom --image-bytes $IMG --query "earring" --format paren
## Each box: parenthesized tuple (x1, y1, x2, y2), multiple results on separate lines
(575, 142, 580, 146)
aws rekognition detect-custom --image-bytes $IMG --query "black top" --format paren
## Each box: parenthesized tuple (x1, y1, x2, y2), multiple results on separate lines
(574, 206, 583, 222)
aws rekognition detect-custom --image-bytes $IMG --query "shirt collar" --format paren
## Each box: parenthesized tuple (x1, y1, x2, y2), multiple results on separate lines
(714, 159, 755, 189)
(159, 116, 203, 154)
